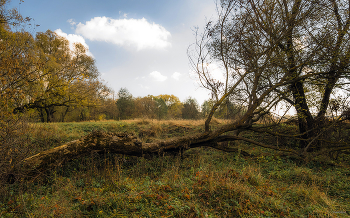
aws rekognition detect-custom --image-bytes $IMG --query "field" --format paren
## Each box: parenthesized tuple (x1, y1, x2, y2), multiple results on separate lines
(1, 119, 350, 217)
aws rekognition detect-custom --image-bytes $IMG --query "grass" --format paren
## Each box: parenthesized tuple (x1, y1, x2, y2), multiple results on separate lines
(1, 119, 349, 217)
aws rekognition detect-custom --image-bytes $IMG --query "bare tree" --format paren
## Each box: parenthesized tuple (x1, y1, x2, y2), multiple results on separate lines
(189, 0, 350, 152)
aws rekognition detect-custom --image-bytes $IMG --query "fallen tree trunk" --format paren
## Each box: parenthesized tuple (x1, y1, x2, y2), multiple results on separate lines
(15, 110, 345, 183)
(10, 119, 349, 184)
(21, 131, 144, 172)
(18, 116, 305, 176)
(19, 129, 255, 175)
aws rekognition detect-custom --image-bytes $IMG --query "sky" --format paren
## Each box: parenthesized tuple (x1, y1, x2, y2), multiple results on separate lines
(8, 0, 219, 105)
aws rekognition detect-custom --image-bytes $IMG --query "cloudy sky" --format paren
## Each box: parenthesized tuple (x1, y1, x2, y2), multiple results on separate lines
(9, 0, 218, 105)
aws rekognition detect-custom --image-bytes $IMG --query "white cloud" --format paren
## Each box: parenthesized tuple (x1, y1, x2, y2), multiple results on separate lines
(135, 76, 145, 80)
(189, 62, 227, 92)
(75, 16, 171, 50)
(207, 62, 226, 82)
(150, 71, 167, 82)
(172, 72, 181, 80)
(139, 84, 150, 90)
(54, 29, 94, 57)
(67, 19, 76, 26)
(191, 62, 225, 83)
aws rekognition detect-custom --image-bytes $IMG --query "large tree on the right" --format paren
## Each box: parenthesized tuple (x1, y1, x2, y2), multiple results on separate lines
(189, 0, 350, 153)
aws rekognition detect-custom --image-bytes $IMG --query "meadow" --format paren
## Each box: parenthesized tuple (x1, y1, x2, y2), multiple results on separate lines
(1, 119, 349, 217)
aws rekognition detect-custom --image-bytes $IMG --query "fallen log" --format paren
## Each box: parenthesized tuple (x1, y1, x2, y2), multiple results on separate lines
(21, 131, 144, 172)
(10, 118, 308, 184)
(17, 129, 252, 176)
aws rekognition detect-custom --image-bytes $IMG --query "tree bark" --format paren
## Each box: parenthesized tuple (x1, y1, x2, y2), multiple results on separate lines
(39, 108, 45, 122)
(21, 131, 145, 172)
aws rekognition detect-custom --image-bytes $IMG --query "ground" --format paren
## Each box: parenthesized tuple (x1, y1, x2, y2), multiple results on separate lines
(1, 119, 349, 217)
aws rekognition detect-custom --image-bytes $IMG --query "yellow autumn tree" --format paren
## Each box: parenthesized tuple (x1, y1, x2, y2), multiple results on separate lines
(156, 94, 183, 119)
(14, 30, 106, 122)
(134, 95, 158, 119)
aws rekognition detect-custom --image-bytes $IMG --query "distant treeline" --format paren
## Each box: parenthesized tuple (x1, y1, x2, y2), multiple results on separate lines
(27, 87, 245, 122)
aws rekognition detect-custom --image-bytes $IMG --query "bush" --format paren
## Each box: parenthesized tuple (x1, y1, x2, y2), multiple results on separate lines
(0, 113, 32, 195)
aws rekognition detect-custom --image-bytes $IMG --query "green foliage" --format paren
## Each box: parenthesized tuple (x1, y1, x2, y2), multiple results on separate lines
(214, 99, 245, 119)
(114, 91, 204, 121)
(157, 94, 183, 119)
(154, 97, 168, 120)
(201, 100, 213, 118)
(116, 88, 135, 120)
(133, 95, 157, 119)
(182, 97, 200, 120)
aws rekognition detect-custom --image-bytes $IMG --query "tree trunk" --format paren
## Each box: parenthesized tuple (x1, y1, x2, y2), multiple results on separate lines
(61, 106, 70, 122)
(290, 81, 315, 150)
(45, 108, 51, 123)
(39, 108, 45, 122)
(18, 128, 257, 176)
(45, 106, 55, 123)
(21, 131, 145, 172)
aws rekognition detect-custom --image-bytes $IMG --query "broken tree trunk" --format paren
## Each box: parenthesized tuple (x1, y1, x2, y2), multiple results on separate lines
(19, 129, 254, 175)
(21, 131, 144, 172)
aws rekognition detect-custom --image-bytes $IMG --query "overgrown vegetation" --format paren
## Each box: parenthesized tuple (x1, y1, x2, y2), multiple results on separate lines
(1, 120, 349, 217)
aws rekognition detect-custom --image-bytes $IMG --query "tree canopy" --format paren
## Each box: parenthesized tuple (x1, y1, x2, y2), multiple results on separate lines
(182, 97, 200, 120)
(116, 88, 135, 120)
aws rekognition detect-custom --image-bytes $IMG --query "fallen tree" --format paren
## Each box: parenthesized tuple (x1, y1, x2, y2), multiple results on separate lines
(18, 130, 240, 173)
(17, 114, 349, 177)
